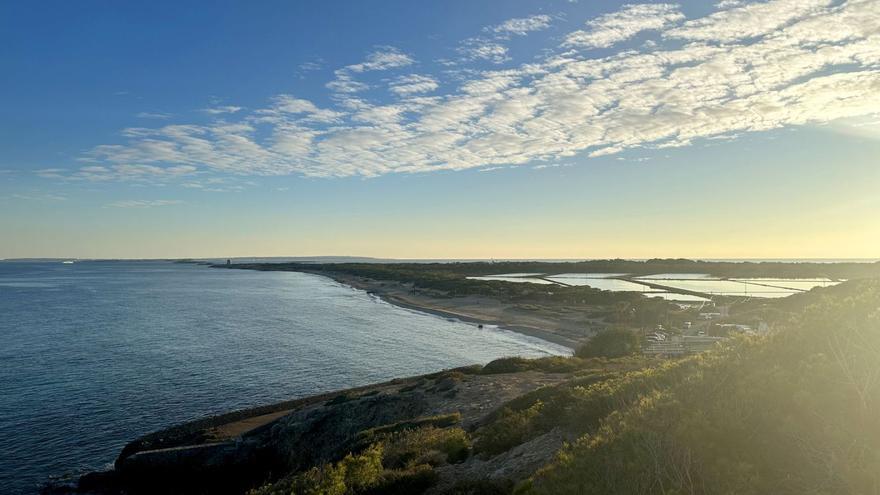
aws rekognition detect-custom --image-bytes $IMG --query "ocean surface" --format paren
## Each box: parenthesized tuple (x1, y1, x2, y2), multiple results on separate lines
(0, 261, 569, 494)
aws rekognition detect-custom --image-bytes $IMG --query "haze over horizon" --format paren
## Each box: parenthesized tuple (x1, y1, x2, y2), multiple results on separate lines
(2, 0, 879, 259)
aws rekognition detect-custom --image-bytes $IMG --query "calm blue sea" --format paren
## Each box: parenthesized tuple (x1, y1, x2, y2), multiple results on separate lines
(0, 261, 568, 494)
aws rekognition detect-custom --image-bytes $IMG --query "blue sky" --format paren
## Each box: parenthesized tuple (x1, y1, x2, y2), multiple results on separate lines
(1, 0, 879, 259)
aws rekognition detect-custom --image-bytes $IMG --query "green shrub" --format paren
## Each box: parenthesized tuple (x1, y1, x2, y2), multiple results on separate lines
(289, 465, 346, 495)
(338, 443, 383, 490)
(474, 401, 544, 456)
(284, 443, 382, 495)
(575, 328, 639, 358)
(383, 426, 471, 468)
(481, 356, 587, 375)
(528, 356, 585, 373)
(481, 357, 533, 374)
(356, 413, 461, 447)
(474, 358, 705, 456)
(364, 464, 439, 495)
(254, 438, 441, 495)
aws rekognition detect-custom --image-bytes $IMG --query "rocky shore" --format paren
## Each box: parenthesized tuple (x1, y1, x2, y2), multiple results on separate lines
(49, 364, 578, 494)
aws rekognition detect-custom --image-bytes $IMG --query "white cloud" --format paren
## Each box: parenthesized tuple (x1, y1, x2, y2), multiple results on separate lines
(326, 71, 370, 94)
(455, 14, 553, 66)
(298, 59, 324, 72)
(667, 0, 833, 42)
(489, 14, 553, 37)
(348, 47, 414, 72)
(202, 105, 243, 115)
(60, 0, 880, 181)
(389, 74, 439, 96)
(136, 112, 172, 119)
(715, 0, 744, 8)
(261, 95, 343, 123)
(326, 47, 415, 94)
(457, 39, 510, 63)
(50, 161, 200, 182)
(104, 199, 184, 208)
(563, 3, 684, 48)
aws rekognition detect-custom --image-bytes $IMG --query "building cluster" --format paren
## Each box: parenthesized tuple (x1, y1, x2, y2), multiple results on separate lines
(642, 303, 769, 356)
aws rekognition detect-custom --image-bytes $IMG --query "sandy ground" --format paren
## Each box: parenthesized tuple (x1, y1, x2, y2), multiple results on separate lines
(318, 272, 598, 350)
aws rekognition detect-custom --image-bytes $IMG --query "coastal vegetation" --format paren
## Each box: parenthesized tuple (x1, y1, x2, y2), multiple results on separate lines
(238, 278, 880, 495)
(574, 327, 640, 358)
(522, 280, 880, 494)
(246, 422, 469, 495)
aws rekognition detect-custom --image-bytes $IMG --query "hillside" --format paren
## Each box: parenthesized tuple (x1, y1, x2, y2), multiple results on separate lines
(522, 279, 880, 494)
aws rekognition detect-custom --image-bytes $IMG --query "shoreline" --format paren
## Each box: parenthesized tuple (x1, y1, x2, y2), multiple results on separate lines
(296, 269, 582, 351)
(378, 292, 578, 351)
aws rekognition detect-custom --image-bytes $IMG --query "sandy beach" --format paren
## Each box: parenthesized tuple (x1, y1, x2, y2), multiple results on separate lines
(307, 270, 590, 350)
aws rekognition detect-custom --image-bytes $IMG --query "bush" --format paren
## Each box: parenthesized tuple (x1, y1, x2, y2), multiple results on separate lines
(481, 356, 586, 375)
(283, 443, 383, 495)
(289, 465, 346, 495)
(383, 426, 471, 468)
(474, 359, 704, 457)
(250, 422, 469, 495)
(474, 401, 544, 456)
(338, 444, 383, 490)
(356, 413, 461, 448)
(575, 328, 639, 358)
(481, 357, 533, 374)
(529, 356, 585, 373)
(364, 464, 438, 495)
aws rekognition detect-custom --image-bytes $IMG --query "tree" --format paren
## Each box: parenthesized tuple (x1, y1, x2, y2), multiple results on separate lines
(576, 328, 639, 358)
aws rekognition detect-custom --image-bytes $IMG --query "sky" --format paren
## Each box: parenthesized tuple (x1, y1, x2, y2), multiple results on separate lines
(1, 0, 879, 259)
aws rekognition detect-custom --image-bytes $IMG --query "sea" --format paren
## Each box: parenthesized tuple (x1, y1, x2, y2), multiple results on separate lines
(0, 261, 569, 494)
